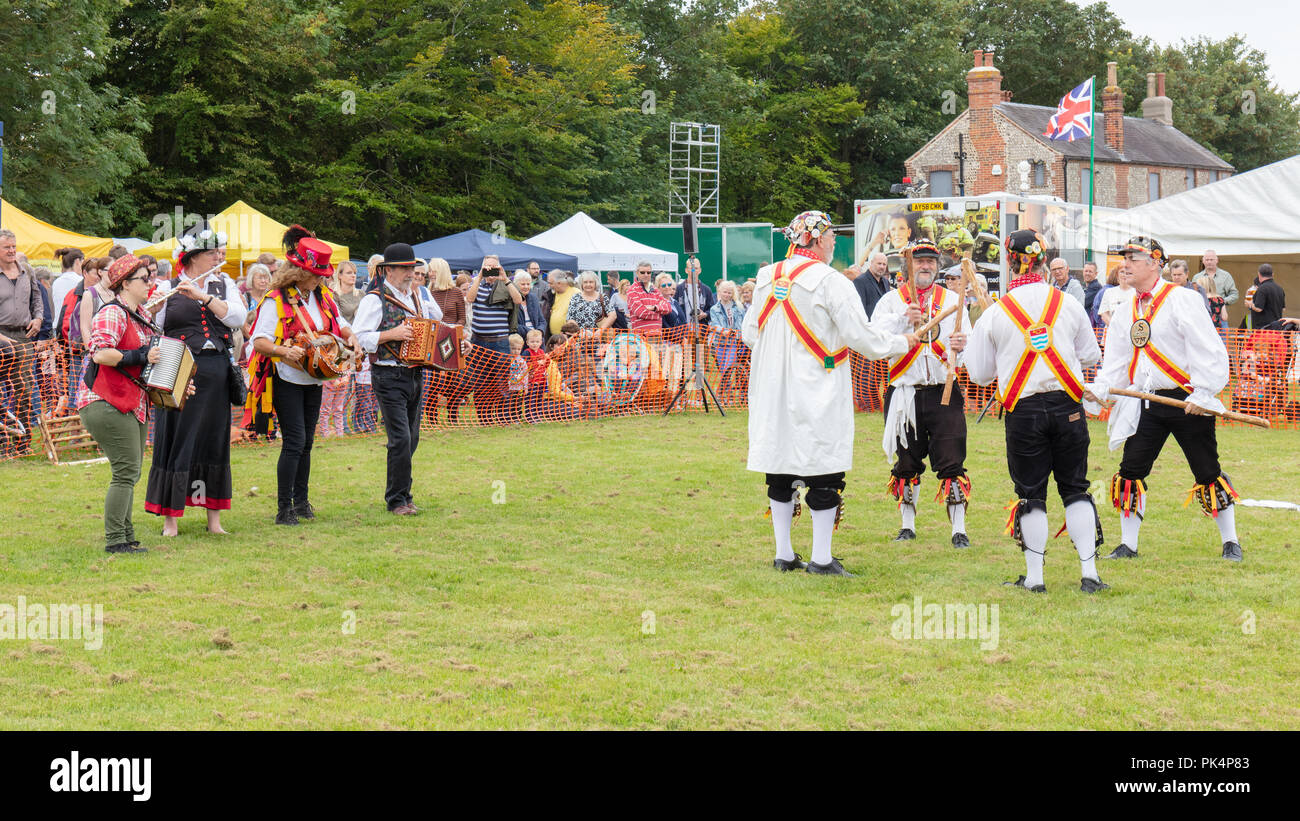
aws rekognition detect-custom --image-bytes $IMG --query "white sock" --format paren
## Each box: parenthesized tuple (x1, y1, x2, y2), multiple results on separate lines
(811, 507, 837, 566)
(1215, 504, 1238, 544)
(770, 499, 795, 562)
(1021, 508, 1048, 588)
(948, 504, 966, 535)
(901, 503, 916, 531)
(1065, 501, 1099, 581)
(1120, 495, 1145, 550)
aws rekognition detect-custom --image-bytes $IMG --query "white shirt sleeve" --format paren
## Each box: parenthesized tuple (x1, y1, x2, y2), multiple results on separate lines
(826, 274, 909, 361)
(964, 306, 1000, 386)
(1175, 289, 1229, 410)
(424, 295, 443, 322)
(868, 291, 909, 334)
(250, 296, 281, 343)
(1067, 298, 1101, 368)
(217, 276, 247, 328)
(352, 293, 383, 353)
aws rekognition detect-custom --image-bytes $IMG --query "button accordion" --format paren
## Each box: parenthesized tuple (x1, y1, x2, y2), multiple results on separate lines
(140, 336, 198, 409)
(398, 318, 464, 371)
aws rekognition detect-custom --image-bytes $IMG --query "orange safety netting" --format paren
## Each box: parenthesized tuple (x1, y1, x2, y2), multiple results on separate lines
(3, 325, 1298, 461)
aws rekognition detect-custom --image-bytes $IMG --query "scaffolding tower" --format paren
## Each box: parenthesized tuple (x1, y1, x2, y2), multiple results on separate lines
(669, 121, 720, 222)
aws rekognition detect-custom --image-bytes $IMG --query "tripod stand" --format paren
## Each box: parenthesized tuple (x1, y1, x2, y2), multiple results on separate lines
(662, 273, 725, 417)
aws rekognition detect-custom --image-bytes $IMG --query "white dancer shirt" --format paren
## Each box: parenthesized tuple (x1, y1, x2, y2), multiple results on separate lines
(965, 281, 1100, 400)
(1089, 278, 1228, 448)
(870, 285, 969, 387)
(743, 256, 909, 475)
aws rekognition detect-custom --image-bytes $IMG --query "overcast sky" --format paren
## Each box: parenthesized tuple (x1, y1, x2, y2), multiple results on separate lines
(1077, 0, 1300, 95)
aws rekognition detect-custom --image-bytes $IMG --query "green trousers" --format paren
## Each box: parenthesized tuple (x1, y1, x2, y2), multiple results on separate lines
(80, 400, 147, 548)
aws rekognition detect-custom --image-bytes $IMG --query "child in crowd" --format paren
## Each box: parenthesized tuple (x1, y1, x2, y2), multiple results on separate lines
(504, 333, 529, 423)
(523, 329, 548, 423)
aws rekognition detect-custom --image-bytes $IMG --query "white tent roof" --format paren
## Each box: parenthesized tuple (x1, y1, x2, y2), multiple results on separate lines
(1095, 155, 1300, 257)
(112, 237, 151, 252)
(526, 212, 678, 271)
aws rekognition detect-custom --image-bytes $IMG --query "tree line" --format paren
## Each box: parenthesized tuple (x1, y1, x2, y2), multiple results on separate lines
(3, 0, 1297, 250)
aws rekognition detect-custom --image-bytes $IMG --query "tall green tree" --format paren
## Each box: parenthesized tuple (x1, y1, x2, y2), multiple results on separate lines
(106, 0, 336, 238)
(1119, 36, 1300, 172)
(0, 0, 147, 235)
(776, 0, 968, 215)
(307, 0, 646, 248)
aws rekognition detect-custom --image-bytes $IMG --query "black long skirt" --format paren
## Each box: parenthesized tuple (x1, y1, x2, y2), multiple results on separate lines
(145, 350, 234, 517)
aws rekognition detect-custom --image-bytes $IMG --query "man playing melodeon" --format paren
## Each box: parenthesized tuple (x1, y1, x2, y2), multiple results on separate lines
(351, 243, 444, 516)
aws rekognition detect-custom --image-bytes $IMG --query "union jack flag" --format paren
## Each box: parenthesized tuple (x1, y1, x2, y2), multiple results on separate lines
(1043, 78, 1094, 141)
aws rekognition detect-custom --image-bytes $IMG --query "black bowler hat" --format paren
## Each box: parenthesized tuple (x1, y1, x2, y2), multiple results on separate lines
(379, 243, 418, 267)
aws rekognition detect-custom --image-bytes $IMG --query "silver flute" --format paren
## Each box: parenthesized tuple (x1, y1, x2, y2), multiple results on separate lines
(141, 262, 225, 312)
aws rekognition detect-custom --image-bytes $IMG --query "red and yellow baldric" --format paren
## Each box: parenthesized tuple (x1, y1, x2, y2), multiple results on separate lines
(1127, 282, 1191, 389)
(889, 286, 947, 383)
(756, 259, 848, 370)
(997, 288, 1084, 411)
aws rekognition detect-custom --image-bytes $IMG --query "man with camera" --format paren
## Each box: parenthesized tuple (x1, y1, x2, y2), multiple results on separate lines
(464, 255, 522, 424)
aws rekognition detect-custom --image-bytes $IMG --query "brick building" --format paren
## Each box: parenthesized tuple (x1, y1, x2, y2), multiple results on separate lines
(906, 51, 1233, 207)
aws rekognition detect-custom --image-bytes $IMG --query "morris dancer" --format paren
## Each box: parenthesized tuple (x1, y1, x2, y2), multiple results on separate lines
(743, 210, 916, 576)
(1086, 236, 1242, 562)
(247, 226, 359, 525)
(965, 230, 1108, 593)
(869, 238, 972, 547)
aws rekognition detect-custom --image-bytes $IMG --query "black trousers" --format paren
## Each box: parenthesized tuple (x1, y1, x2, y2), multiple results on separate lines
(884, 383, 967, 480)
(1004, 391, 1091, 512)
(1118, 388, 1222, 485)
(765, 472, 845, 510)
(271, 370, 322, 509)
(373, 365, 422, 510)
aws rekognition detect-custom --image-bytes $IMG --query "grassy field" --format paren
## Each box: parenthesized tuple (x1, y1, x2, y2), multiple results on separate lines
(1, 410, 1297, 730)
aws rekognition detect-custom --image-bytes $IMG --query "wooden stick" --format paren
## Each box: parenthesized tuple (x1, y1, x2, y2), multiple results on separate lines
(1109, 387, 1271, 428)
(941, 263, 969, 406)
(913, 304, 959, 340)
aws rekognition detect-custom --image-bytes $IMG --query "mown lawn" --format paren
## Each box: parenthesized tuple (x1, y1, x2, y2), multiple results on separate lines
(1, 410, 1297, 729)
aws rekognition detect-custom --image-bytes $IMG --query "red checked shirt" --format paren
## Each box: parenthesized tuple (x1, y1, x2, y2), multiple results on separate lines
(76, 303, 155, 423)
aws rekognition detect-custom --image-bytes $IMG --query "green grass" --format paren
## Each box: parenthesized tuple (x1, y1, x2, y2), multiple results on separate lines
(1, 411, 1297, 729)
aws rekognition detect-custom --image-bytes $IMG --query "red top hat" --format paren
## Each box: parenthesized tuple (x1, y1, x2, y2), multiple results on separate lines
(287, 236, 335, 277)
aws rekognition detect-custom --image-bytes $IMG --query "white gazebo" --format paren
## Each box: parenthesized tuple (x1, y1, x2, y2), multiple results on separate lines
(526, 212, 678, 271)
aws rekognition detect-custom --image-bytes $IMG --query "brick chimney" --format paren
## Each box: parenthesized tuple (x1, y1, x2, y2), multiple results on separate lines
(1142, 70, 1174, 125)
(1102, 61, 1125, 153)
(967, 49, 1003, 110)
(966, 50, 1007, 195)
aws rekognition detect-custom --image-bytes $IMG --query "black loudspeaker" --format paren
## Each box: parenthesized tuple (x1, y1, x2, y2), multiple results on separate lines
(681, 213, 699, 255)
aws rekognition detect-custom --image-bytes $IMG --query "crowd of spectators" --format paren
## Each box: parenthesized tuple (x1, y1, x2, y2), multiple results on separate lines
(1, 239, 1296, 458)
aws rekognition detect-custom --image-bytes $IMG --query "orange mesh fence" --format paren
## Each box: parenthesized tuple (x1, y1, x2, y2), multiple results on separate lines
(3, 326, 1297, 461)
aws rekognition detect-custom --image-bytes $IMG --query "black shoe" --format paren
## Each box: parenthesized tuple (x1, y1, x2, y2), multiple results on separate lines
(105, 542, 146, 554)
(294, 500, 316, 520)
(1221, 541, 1243, 562)
(773, 553, 808, 572)
(275, 506, 300, 526)
(951, 533, 971, 549)
(1104, 544, 1138, 559)
(1003, 575, 1046, 593)
(894, 528, 916, 541)
(806, 558, 854, 577)
(1080, 577, 1111, 593)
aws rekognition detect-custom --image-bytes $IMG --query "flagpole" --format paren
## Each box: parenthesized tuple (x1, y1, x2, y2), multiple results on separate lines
(1088, 76, 1095, 264)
